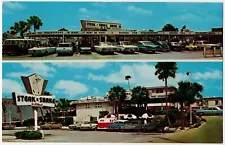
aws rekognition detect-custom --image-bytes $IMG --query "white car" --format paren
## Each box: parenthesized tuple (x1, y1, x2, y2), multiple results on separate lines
(117, 41, 138, 53)
(28, 47, 56, 56)
(94, 42, 117, 54)
(56, 43, 74, 56)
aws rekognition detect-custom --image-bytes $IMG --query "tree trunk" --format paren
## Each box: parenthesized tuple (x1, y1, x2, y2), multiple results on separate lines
(137, 104, 140, 119)
(49, 109, 54, 122)
(165, 79, 172, 127)
(20, 33, 24, 39)
(180, 102, 184, 130)
(116, 104, 119, 120)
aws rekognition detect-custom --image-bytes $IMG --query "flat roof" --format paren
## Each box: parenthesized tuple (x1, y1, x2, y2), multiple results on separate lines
(81, 20, 121, 25)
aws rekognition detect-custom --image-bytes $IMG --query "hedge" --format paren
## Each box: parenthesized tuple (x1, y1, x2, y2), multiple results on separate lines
(14, 131, 42, 140)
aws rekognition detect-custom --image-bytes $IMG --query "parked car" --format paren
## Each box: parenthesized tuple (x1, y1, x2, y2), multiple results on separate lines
(169, 42, 183, 51)
(80, 47, 91, 54)
(117, 41, 139, 53)
(195, 106, 223, 116)
(2, 124, 15, 130)
(153, 41, 170, 52)
(185, 44, 199, 51)
(121, 120, 144, 132)
(69, 123, 81, 130)
(137, 41, 160, 53)
(195, 40, 221, 50)
(40, 122, 62, 130)
(28, 47, 56, 56)
(56, 43, 74, 56)
(108, 120, 129, 131)
(79, 121, 98, 131)
(94, 42, 117, 54)
(141, 119, 166, 132)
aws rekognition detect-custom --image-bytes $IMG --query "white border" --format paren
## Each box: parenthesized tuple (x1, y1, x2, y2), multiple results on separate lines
(1, 0, 224, 145)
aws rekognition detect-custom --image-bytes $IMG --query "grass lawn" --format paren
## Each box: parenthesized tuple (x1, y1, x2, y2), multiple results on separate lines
(153, 116, 223, 143)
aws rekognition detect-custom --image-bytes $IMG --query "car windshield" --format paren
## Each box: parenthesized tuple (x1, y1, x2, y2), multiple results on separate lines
(142, 41, 154, 45)
(120, 41, 131, 45)
(59, 43, 71, 47)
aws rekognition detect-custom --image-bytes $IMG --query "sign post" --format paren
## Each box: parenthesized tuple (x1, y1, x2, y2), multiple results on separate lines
(12, 73, 55, 131)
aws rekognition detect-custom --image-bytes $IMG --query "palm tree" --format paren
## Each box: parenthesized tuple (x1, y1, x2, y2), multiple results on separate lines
(131, 86, 149, 119)
(56, 98, 70, 123)
(169, 81, 203, 129)
(108, 86, 126, 119)
(125, 75, 131, 90)
(155, 62, 178, 127)
(27, 15, 43, 32)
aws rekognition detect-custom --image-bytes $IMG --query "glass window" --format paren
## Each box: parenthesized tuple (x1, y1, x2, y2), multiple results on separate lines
(215, 100, 219, 105)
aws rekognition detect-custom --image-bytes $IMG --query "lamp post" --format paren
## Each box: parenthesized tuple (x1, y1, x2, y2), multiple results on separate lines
(186, 71, 192, 125)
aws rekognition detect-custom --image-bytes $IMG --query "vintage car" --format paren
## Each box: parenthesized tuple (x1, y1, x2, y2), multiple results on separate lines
(185, 44, 199, 51)
(137, 41, 160, 53)
(117, 41, 139, 53)
(28, 47, 56, 56)
(69, 123, 81, 130)
(141, 119, 166, 132)
(195, 106, 223, 116)
(2, 124, 15, 130)
(169, 42, 183, 51)
(80, 47, 91, 54)
(153, 41, 170, 52)
(40, 122, 62, 130)
(195, 40, 221, 50)
(121, 120, 144, 132)
(108, 120, 129, 131)
(79, 121, 98, 131)
(3, 39, 38, 55)
(56, 43, 74, 56)
(94, 42, 117, 54)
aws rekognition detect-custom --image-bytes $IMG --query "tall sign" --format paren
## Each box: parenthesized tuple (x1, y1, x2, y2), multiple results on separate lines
(12, 73, 55, 131)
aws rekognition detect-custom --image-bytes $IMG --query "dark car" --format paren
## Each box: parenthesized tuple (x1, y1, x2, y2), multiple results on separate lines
(169, 42, 183, 51)
(137, 41, 161, 53)
(141, 119, 166, 132)
(153, 41, 170, 52)
(121, 120, 144, 132)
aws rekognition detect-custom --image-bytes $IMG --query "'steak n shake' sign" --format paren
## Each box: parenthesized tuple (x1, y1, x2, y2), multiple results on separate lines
(12, 92, 55, 107)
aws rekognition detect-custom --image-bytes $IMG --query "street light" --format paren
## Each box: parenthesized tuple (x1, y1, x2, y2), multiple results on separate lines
(186, 71, 192, 125)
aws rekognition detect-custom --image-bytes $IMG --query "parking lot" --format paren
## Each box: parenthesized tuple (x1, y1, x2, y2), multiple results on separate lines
(3, 51, 222, 61)
(2, 130, 166, 143)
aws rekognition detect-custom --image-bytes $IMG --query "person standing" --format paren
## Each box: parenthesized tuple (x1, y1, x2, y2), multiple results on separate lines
(75, 37, 80, 56)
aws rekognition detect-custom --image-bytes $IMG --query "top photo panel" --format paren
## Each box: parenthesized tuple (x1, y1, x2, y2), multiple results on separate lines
(2, 2, 223, 61)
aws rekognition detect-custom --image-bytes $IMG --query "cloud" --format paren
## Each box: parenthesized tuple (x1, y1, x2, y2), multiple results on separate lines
(53, 80, 88, 99)
(93, 88, 100, 95)
(174, 13, 199, 21)
(3, 2, 25, 10)
(193, 70, 222, 80)
(127, 6, 152, 15)
(7, 63, 56, 78)
(52, 62, 106, 69)
(2, 79, 24, 95)
(88, 63, 188, 87)
(88, 63, 221, 88)
(79, 8, 88, 13)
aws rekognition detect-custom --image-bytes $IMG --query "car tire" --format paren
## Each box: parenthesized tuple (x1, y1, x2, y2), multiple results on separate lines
(152, 50, 155, 53)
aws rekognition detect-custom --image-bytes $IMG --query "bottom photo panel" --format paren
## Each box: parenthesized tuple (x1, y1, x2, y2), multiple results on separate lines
(2, 61, 223, 143)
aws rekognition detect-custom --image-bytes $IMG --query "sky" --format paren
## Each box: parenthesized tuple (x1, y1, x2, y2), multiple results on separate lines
(2, 2, 223, 32)
(2, 62, 223, 100)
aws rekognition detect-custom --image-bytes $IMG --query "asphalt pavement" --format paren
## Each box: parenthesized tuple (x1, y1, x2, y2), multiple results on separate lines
(2, 129, 165, 143)
(2, 51, 222, 61)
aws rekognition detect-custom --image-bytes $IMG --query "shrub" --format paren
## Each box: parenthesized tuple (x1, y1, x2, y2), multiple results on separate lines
(14, 131, 42, 140)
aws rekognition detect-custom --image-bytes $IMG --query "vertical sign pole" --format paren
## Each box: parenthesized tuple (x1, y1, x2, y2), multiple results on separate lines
(33, 107, 38, 130)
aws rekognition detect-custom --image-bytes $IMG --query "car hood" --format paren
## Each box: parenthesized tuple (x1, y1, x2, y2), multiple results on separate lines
(80, 47, 91, 50)
(121, 45, 138, 48)
(143, 44, 159, 48)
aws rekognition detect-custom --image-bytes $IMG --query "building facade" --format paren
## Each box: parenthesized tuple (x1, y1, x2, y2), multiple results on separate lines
(80, 20, 122, 31)
(70, 96, 114, 122)
(192, 97, 223, 109)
